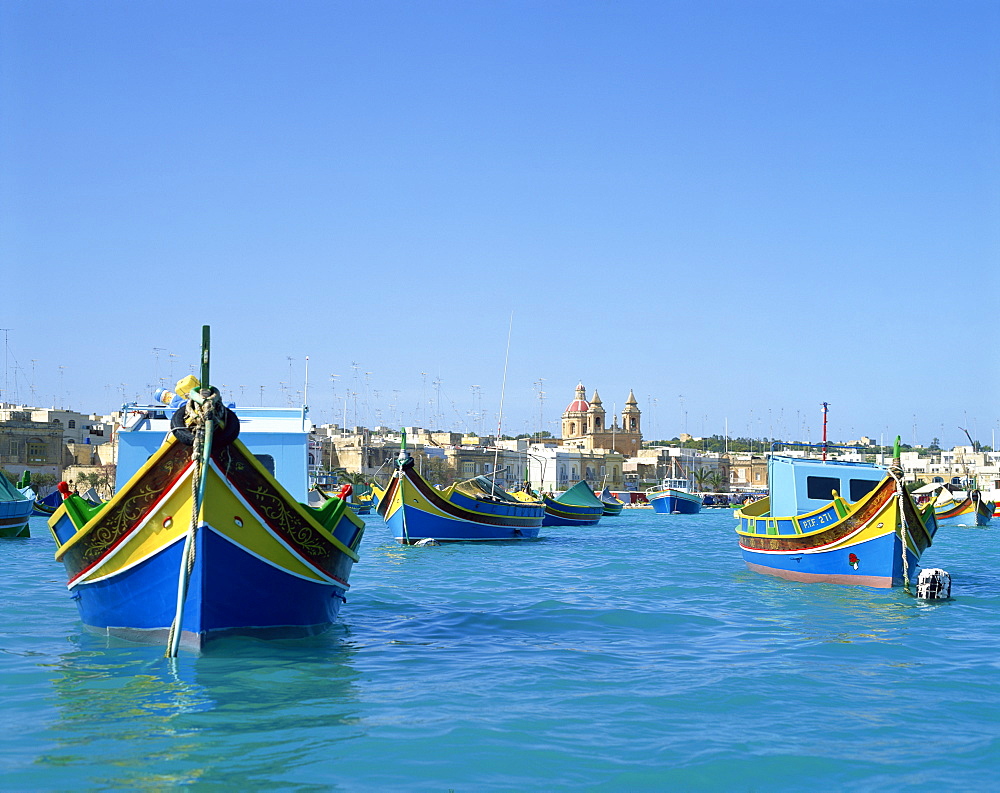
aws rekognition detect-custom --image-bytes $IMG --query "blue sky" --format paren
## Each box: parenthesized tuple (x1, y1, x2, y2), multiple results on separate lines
(2, 1, 997, 448)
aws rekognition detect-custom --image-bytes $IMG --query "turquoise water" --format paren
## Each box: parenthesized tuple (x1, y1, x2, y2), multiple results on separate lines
(2, 510, 997, 791)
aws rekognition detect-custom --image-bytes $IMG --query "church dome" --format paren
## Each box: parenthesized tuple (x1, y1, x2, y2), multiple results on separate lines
(564, 382, 589, 414)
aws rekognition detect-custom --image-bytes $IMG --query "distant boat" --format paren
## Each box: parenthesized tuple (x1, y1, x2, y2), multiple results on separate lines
(538, 480, 604, 526)
(598, 486, 624, 516)
(735, 441, 938, 588)
(377, 442, 544, 543)
(934, 489, 993, 526)
(646, 478, 702, 515)
(47, 327, 365, 652)
(33, 489, 63, 515)
(1, 472, 33, 538)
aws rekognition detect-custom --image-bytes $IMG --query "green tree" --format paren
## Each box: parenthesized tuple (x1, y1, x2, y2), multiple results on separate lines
(691, 468, 713, 491)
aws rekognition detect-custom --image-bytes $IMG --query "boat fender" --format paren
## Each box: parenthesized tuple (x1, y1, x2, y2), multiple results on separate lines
(414, 538, 440, 547)
(169, 403, 241, 447)
(916, 568, 951, 600)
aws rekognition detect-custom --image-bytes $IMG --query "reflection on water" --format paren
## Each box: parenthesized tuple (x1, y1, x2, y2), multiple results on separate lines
(36, 629, 363, 789)
(736, 567, 925, 644)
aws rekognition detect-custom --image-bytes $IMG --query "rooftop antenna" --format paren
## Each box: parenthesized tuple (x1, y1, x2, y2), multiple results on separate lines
(304, 355, 310, 408)
(152, 347, 166, 386)
(0, 328, 9, 404)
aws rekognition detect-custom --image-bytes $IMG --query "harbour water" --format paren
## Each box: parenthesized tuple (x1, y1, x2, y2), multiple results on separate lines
(2, 510, 997, 791)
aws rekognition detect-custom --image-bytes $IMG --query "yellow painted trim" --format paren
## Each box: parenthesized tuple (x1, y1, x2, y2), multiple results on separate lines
(55, 434, 190, 561)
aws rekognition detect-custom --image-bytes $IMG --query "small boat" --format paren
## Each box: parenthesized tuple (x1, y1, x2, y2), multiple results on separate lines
(47, 327, 365, 653)
(598, 486, 624, 516)
(934, 489, 994, 526)
(1, 473, 34, 538)
(734, 440, 937, 588)
(377, 438, 544, 543)
(539, 480, 604, 526)
(33, 489, 63, 516)
(646, 478, 702, 515)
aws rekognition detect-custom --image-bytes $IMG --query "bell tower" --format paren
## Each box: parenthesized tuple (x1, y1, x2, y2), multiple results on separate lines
(621, 390, 641, 435)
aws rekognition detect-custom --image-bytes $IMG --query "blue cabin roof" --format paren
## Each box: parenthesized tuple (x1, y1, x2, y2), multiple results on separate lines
(768, 455, 886, 518)
(116, 405, 312, 501)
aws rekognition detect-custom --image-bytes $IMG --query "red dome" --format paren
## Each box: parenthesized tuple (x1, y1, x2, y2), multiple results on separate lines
(565, 399, 589, 413)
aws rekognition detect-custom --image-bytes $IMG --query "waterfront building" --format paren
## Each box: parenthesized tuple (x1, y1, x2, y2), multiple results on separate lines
(522, 441, 625, 493)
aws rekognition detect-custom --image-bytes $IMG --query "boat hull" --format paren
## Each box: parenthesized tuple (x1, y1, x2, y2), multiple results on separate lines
(735, 475, 936, 588)
(49, 436, 363, 650)
(0, 498, 33, 538)
(935, 496, 993, 527)
(648, 489, 702, 515)
(378, 463, 544, 543)
(541, 495, 603, 526)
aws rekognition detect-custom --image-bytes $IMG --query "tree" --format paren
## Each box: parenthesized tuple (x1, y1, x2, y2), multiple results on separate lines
(691, 468, 713, 492)
(705, 470, 725, 492)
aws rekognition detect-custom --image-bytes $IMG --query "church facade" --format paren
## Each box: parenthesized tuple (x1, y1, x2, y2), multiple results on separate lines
(560, 383, 641, 457)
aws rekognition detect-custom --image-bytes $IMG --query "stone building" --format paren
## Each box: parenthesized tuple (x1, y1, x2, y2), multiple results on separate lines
(0, 408, 65, 478)
(559, 383, 641, 457)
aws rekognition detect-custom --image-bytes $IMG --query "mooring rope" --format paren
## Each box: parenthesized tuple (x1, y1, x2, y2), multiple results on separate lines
(165, 392, 219, 657)
(889, 467, 912, 595)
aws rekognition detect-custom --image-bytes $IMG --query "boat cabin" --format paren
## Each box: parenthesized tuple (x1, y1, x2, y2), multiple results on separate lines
(768, 455, 885, 518)
(116, 405, 313, 501)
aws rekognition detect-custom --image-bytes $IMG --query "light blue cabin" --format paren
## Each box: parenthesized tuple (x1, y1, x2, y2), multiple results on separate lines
(116, 405, 312, 501)
(768, 455, 885, 518)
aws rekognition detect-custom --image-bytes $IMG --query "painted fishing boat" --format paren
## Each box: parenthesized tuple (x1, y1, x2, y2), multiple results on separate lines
(1, 473, 34, 538)
(598, 486, 624, 516)
(735, 441, 937, 588)
(377, 439, 544, 544)
(539, 480, 604, 526)
(934, 490, 994, 526)
(47, 327, 365, 653)
(646, 478, 702, 514)
(33, 489, 63, 516)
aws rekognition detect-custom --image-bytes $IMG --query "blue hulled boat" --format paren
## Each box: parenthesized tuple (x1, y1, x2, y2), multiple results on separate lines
(734, 441, 937, 588)
(377, 443, 544, 544)
(646, 478, 702, 514)
(47, 327, 364, 652)
(1, 473, 34, 538)
(539, 480, 604, 527)
(599, 487, 624, 516)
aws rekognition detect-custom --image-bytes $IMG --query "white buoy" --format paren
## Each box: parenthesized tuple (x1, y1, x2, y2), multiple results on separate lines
(414, 538, 440, 547)
(916, 568, 951, 600)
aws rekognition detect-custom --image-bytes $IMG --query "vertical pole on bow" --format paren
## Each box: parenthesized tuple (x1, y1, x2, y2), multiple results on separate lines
(821, 402, 829, 461)
(166, 326, 214, 657)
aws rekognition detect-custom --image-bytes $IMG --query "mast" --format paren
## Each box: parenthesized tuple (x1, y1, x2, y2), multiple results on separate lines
(821, 402, 829, 461)
(491, 313, 514, 497)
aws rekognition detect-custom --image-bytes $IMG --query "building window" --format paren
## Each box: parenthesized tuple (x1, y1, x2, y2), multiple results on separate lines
(27, 441, 47, 462)
(68, 420, 76, 429)
(569, 422, 576, 435)
(462, 462, 475, 474)
(595, 417, 603, 430)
